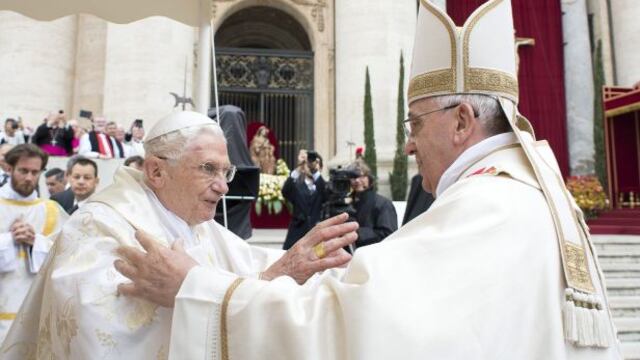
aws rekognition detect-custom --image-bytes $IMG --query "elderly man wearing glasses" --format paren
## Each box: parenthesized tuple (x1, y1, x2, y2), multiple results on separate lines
(2, 111, 358, 359)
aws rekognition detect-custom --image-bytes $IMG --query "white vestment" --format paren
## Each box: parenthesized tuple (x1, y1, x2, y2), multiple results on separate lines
(0, 167, 283, 359)
(169, 136, 623, 359)
(0, 185, 67, 342)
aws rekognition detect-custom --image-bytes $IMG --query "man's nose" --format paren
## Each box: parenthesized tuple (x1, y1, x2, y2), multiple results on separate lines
(211, 178, 229, 195)
(404, 140, 416, 156)
(25, 173, 37, 183)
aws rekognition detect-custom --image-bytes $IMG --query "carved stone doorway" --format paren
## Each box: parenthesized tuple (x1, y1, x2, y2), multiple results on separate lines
(215, 6, 314, 169)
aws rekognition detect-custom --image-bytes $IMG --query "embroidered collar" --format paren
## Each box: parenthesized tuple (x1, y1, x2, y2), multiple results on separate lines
(435, 132, 518, 198)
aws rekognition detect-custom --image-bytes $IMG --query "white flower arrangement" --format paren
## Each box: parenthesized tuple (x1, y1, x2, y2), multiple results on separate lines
(255, 159, 290, 215)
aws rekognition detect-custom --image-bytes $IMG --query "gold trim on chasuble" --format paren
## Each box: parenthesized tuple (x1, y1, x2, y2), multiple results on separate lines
(0, 198, 44, 207)
(221, 278, 245, 360)
(564, 242, 595, 292)
(43, 200, 60, 236)
(462, 0, 519, 101)
(409, 0, 457, 101)
(506, 106, 595, 294)
(0, 312, 16, 320)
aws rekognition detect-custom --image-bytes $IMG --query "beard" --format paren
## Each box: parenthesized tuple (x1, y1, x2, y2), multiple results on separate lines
(11, 177, 36, 197)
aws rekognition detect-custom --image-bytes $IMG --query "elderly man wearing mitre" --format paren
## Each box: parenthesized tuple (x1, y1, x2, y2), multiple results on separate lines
(0, 111, 357, 359)
(0, 144, 67, 343)
(109, 1, 623, 359)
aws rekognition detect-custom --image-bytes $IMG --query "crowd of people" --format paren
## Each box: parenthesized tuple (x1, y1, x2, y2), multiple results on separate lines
(0, 111, 150, 341)
(0, 135, 147, 341)
(0, 111, 146, 160)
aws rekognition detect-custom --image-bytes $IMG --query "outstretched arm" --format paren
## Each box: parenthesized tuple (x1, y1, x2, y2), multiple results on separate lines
(115, 213, 358, 307)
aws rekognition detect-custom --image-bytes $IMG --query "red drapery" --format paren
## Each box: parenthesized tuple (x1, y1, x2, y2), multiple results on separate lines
(447, 0, 569, 175)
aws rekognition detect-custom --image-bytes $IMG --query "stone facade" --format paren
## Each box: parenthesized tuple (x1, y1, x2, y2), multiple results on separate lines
(608, 0, 640, 86)
(0, 0, 638, 196)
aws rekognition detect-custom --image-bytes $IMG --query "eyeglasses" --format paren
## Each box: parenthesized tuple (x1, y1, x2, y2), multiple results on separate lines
(402, 104, 459, 138)
(157, 156, 236, 183)
(198, 162, 236, 183)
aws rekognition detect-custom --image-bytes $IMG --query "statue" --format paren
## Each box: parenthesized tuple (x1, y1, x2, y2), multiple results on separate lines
(250, 125, 276, 174)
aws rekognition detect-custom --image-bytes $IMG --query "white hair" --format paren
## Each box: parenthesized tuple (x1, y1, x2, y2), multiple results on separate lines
(144, 123, 226, 160)
(433, 94, 511, 136)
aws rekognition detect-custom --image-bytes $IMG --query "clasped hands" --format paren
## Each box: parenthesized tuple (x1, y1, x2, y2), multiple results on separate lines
(114, 213, 358, 307)
(11, 218, 35, 246)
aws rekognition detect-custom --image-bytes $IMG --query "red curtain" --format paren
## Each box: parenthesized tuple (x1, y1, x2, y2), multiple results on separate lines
(447, 0, 569, 175)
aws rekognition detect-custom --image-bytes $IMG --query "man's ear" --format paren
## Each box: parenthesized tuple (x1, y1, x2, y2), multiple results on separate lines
(452, 103, 477, 145)
(144, 156, 167, 188)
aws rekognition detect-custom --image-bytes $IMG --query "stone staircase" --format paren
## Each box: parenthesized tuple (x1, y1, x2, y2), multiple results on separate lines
(594, 235, 640, 359)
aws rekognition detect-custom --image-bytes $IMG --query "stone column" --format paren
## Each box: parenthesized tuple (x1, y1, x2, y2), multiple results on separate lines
(609, 0, 640, 86)
(72, 15, 108, 120)
(0, 11, 77, 128)
(561, 0, 595, 175)
(195, 1, 212, 115)
(334, 0, 416, 195)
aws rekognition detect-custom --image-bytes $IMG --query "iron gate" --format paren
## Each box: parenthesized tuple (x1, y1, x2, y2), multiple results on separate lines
(214, 48, 314, 169)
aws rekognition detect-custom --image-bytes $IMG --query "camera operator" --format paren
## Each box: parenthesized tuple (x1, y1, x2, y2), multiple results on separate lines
(282, 149, 327, 250)
(346, 159, 397, 250)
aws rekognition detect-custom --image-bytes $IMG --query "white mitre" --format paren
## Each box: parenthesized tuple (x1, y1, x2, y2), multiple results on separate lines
(410, 0, 613, 349)
(146, 111, 217, 142)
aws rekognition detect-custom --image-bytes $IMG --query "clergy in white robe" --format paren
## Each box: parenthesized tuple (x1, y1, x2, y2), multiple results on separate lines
(112, 1, 622, 358)
(0, 144, 67, 342)
(161, 133, 621, 359)
(0, 111, 355, 359)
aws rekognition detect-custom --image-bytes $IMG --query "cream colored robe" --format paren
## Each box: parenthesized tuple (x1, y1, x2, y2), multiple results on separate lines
(170, 142, 623, 360)
(0, 191, 67, 343)
(0, 167, 283, 359)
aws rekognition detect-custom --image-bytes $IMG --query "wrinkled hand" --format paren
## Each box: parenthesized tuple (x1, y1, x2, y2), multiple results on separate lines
(114, 230, 198, 307)
(261, 213, 358, 284)
(11, 219, 35, 246)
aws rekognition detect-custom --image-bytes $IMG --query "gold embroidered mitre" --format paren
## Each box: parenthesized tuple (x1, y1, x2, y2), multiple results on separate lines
(409, 0, 615, 348)
(409, 0, 518, 106)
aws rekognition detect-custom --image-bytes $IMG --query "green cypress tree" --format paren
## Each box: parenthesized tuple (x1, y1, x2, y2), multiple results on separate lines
(363, 67, 378, 179)
(592, 40, 607, 189)
(389, 52, 408, 200)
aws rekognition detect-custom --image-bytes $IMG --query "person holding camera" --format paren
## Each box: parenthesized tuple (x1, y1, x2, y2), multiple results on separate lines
(0, 119, 25, 146)
(282, 149, 327, 250)
(31, 111, 74, 156)
(346, 159, 397, 250)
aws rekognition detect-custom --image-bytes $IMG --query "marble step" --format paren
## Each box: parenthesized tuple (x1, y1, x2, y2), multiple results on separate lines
(615, 317, 640, 334)
(610, 296, 640, 310)
(600, 262, 640, 272)
(596, 247, 640, 257)
(622, 341, 640, 360)
(607, 279, 640, 296)
(593, 236, 640, 245)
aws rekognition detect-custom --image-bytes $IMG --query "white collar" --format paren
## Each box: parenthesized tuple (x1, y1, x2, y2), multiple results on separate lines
(143, 185, 197, 246)
(435, 132, 518, 198)
(0, 182, 38, 201)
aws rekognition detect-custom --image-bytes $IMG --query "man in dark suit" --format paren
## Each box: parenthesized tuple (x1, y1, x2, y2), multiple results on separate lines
(282, 150, 327, 250)
(77, 118, 125, 159)
(402, 174, 435, 225)
(51, 157, 99, 214)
